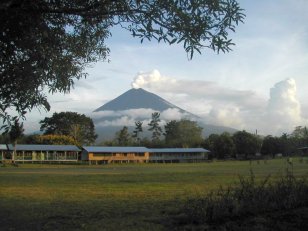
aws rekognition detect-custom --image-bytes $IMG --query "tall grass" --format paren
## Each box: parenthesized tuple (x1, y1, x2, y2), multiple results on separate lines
(183, 169, 308, 226)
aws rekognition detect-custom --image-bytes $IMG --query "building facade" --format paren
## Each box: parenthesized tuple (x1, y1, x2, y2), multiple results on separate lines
(82, 146, 150, 164)
(82, 146, 209, 164)
(2, 144, 81, 163)
(149, 148, 209, 163)
(1, 144, 210, 164)
(0, 144, 10, 161)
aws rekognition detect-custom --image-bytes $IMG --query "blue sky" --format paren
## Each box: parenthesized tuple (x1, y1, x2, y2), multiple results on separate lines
(24, 0, 308, 136)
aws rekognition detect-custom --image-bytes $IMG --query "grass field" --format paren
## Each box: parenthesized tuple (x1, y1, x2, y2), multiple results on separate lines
(0, 158, 307, 230)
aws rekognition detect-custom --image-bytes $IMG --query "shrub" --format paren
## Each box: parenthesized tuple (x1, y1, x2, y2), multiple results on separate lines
(183, 170, 308, 225)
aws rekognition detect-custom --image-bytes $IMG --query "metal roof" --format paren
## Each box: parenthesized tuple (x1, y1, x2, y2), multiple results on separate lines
(8, 144, 81, 152)
(2, 144, 209, 153)
(83, 146, 150, 153)
(298, 146, 308, 150)
(150, 148, 209, 153)
(0, 144, 8, 150)
(83, 147, 209, 153)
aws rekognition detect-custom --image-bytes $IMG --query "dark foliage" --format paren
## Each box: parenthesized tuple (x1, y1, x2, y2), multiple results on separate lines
(148, 112, 162, 142)
(180, 171, 308, 230)
(40, 111, 97, 145)
(164, 119, 203, 148)
(0, 0, 245, 126)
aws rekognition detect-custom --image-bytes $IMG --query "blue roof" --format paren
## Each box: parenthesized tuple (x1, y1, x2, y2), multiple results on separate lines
(8, 144, 81, 152)
(83, 146, 150, 153)
(150, 148, 209, 153)
(2, 145, 209, 153)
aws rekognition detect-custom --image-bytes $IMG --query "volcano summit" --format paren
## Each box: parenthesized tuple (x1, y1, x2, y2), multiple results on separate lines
(94, 88, 189, 114)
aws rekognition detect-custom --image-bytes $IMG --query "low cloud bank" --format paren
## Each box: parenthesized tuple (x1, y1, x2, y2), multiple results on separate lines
(92, 108, 194, 128)
(130, 70, 307, 135)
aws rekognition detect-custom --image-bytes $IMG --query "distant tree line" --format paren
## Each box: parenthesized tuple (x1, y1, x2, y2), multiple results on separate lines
(1, 111, 308, 160)
(204, 131, 261, 160)
(103, 112, 203, 148)
(204, 126, 308, 159)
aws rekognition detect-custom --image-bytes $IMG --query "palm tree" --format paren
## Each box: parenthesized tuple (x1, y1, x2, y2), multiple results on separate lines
(132, 121, 143, 145)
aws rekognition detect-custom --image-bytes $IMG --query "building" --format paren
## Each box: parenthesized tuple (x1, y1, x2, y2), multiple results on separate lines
(82, 146, 150, 164)
(82, 146, 210, 164)
(149, 148, 209, 163)
(0, 144, 10, 161)
(298, 146, 308, 155)
(2, 144, 210, 164)
(297, 146, 308, 163)
(7, 144, 81, 163)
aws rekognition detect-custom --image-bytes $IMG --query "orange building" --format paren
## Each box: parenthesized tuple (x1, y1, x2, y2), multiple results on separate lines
(82, 146, 150, 164)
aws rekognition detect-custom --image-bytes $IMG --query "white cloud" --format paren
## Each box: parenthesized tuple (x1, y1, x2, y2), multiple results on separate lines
(264, 78, 304, 134)
(132, 69, 176, 89)
(160, 108, 191, 121)
(131, 70, 307, 135)
(93, 107, 193, 128)
(92, 108, 156, 120)
(131, 70, 264, 109)
(206, 106, 244, 129)
(96, 116, 136, 127)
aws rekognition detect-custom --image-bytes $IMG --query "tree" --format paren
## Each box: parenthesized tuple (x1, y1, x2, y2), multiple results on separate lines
(148, 112, 162, 142)
(8, 120, 24, 163)
(0, 133, 9, 144)
(233, 130, 261, 159)
(217, 132, 235, 159)
(290, 126, 308, 147)
(164, 120, 179, 146)
(132, 121, 143, 145)
(115, 126, 132, 146)
(33, 134, 79, 146)
(279, 131, 304, 156)
(204, 132, 235, 159)
(1, 0, 245, 126)
(203, 133, 219, 159)
(40, 112, 97, 145)
(291, 126, 308, 139)
(164, 119, 203, 147)
(260, 135, 281, 157)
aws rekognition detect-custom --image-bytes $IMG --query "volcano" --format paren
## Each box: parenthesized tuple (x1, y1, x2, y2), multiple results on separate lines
(94, 88, 189, 113)
(91, 88, 237, 142)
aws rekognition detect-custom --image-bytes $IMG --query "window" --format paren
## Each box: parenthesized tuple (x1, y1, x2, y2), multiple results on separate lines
(135, 153, 144, 157)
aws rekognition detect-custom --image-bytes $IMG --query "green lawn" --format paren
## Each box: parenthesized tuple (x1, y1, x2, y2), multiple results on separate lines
(0, 158, 307, 230)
